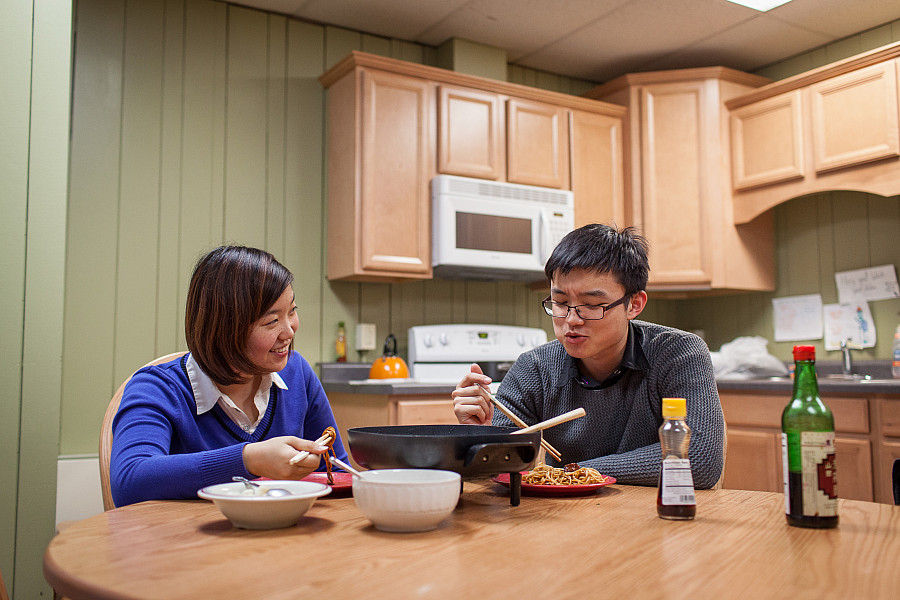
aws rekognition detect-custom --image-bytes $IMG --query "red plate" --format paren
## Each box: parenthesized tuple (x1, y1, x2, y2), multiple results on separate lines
(492, 472, 616, 496)
(302, 471, 353, 494)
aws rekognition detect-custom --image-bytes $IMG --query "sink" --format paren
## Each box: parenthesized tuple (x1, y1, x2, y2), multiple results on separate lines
(824, 374, 872, 381)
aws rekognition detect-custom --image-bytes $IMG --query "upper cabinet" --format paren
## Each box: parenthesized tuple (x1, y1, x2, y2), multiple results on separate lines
(320, 52, 626, 282)
(727, 41, 900, 224)
(585, 68, 776, 292)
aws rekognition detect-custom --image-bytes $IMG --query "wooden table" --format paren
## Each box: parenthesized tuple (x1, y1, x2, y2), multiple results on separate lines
(44, 480, 900, 599)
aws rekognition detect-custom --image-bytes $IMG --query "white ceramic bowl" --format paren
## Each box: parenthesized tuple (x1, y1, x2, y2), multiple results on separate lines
(351, 469, 461, 533)
(198, 480, 331, 529)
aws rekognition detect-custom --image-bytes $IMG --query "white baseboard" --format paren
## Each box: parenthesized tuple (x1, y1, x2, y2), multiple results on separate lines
(56, 455, 104, 525)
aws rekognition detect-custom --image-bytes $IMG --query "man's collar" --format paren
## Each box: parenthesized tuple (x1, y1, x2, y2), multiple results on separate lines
(559, 321, 650, 390)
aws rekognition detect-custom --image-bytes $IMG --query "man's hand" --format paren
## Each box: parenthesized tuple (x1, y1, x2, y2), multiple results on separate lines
(451, 363, 494, 425)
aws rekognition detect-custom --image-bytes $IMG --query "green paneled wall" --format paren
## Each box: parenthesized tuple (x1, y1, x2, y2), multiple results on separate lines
(62, 0, 585, 458)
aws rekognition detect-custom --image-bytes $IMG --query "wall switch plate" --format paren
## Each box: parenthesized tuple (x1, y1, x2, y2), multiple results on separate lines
(355, 323, 377, 351)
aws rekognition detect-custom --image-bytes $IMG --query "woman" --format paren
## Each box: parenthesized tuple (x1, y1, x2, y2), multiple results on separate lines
(110, 245, 348, 506)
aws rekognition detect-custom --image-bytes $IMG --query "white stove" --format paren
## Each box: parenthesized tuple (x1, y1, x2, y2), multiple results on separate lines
(408, 324, 548, 388)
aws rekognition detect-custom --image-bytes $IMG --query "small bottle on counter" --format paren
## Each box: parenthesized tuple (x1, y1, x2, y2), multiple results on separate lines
(892, 325, 900, 379)
(335, 321, 347, 363)
(782, 345, 838, 528)
(657, 397, 696, 520)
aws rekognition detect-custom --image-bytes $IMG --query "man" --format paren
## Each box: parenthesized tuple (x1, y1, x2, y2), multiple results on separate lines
(452, 224, 725, 488)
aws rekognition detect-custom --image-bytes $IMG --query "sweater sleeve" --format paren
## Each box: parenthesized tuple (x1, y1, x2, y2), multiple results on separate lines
(110, 368, 252, 507)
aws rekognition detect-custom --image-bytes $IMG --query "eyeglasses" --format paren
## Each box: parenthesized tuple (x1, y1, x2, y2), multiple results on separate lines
(542, 294, 629, 320)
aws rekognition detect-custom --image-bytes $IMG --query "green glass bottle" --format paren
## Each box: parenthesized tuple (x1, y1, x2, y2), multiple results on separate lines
(782, 345, 838, 528)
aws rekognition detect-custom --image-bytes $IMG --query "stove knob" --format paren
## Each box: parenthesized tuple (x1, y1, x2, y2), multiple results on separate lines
(532, 335, 543, 347)
(422, 334, 434, 348)
(516, 334, 526, 346)
(439, 333, 449, 346)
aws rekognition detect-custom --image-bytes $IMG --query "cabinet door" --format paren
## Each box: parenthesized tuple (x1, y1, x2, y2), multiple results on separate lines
(438, 85, 504, 180)
(507, 98, 569, 189)
(722, 429, 782, 492)
(809, 60, 900, 173)
(570, 110, 624, 228)
(639, 82, 712, 287)
(878, 441, 900, 505)
(730, 90, 805, 190)
(835, 436, 873, 501)
(359, 69, 433, 277)
(396, 399, 457, 425)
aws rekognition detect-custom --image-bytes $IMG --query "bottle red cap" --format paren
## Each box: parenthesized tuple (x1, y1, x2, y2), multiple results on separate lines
(793, 345, 815, 361)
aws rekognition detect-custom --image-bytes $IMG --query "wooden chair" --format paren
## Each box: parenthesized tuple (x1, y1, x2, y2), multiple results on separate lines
(0, 564, 10, 600)
(100, 351, 188, 511)
(893, 458, 899, 505)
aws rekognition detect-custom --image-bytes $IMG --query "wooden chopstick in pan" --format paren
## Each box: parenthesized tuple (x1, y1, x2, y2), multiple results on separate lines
(488, 392, 563, 462)
(513, 408, 586, 435)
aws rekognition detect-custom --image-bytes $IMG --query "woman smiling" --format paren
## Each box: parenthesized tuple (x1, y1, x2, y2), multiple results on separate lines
(110, 246, 347, 506)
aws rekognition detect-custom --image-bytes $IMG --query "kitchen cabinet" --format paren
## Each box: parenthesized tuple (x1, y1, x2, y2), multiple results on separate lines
(328, 392, 457, 468)
(569, 109, 625, 227)
(718, 390, 900, 504)
(506, 98, 569, 189)
(320, 52, 626, 281)
(727, 42, 900, 224)
(584, 68, 775, 292)
(437, 86, 570, 190)
(438, 84, 504, 180)
(322, 66, 434, 282)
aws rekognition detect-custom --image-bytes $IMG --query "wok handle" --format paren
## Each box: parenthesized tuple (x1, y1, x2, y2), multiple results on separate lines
(463, 442, 536, 468)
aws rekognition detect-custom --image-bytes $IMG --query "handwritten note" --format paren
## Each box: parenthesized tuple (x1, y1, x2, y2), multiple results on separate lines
(772, 294, 823, 342)
(835, 265, 900, 303)
(823, 301, 876, 350)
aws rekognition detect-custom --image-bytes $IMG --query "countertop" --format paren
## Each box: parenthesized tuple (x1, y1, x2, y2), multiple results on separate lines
(322, 361, 900, 396)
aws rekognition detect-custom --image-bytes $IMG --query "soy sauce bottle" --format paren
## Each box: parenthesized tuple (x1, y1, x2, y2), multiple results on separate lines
(782, 345, 838, 528)
(657, 397, 696, 520)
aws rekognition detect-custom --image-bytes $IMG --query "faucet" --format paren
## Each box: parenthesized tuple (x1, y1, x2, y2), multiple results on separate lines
(840, 339, 855, 376)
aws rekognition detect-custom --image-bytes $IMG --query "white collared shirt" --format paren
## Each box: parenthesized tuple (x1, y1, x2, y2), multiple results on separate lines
(186, 353, 288, 434)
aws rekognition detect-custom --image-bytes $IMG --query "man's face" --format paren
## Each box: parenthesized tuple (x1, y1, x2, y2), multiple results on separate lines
(548, 268, 640, 363)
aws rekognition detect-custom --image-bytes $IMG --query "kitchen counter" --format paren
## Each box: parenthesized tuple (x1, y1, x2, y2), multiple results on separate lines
(321, 361, 900, 396)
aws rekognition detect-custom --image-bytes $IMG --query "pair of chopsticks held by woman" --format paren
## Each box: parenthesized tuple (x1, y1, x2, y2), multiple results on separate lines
(110, 223, 725, 507)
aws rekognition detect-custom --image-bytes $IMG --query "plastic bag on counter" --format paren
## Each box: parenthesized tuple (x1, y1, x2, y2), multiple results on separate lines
(710, 336, 789, 380)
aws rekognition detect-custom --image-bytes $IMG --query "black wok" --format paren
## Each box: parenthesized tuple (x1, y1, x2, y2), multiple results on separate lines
(347, 425, 541, 505)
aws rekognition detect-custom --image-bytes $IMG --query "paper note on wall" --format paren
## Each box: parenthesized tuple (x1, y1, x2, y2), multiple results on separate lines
(823, 301, 876, 350)
(772, 294, 823, 342)
(835, 265, 900, 303)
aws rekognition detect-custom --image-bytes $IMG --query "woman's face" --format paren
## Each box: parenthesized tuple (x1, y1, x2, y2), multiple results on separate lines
(246, 285, 299, 374)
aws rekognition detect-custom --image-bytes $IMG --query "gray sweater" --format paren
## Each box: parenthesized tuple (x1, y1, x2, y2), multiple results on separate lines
(494, 320, 725, 489)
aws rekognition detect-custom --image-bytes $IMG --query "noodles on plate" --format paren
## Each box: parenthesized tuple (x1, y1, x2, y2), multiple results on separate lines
(522, 462, 612, 486)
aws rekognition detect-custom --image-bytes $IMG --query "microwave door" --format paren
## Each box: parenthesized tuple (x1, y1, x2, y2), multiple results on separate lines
(435, 197, 544, 271)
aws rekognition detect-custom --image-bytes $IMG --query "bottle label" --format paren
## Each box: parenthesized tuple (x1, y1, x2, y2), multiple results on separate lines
(782, 432, 838, 517)
(661, 457, 695, 506)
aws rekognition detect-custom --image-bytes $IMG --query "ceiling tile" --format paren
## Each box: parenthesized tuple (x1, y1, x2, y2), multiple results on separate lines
(642, 14, 835, 73)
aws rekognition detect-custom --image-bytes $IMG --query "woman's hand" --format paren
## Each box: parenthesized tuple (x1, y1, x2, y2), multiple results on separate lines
(451, 363, 494, 425)
(242, 436, 328, 480)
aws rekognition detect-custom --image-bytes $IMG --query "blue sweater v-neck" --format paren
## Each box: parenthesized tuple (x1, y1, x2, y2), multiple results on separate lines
(110, 352, 347, 506)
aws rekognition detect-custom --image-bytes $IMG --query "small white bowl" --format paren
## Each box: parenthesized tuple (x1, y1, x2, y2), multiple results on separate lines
(351, 469, 461, 533)
(198, 480, 331, 529)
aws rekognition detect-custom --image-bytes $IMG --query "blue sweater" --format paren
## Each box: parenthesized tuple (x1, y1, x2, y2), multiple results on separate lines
(111, 352, 348, 506)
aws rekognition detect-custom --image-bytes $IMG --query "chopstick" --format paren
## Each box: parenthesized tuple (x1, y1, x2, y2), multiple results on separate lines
(289, 432, 334, 466)
(488, 392, 563, 462)
(511, 407, 586, 435)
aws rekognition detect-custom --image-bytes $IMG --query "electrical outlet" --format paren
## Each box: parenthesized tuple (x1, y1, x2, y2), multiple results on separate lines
(355, 323, 376, 351)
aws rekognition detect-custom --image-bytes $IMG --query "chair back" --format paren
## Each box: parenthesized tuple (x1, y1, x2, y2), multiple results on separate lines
(0, 563, 10, 600)
(893, 458, 899, 505)
(100, 351, 188, 511)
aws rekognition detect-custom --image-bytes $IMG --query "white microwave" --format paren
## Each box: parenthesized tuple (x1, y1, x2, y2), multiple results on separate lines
(432, 175, 574, 281)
